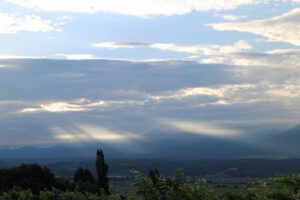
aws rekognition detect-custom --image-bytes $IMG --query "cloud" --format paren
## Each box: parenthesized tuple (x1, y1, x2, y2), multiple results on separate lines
(93, 40, 252, 55)
(228, 48, 300, 68)
(19, 81, 300, 115)
(267, 83, 300, 98)
(151, 81, 300, 107)
(92, 41, 299, 68)
(20, 98, 144, 113)
(209, 8, 300, 46)
(17, 74, 300, 115)
(92, 40, 300, 69)
(201, 57, 227, 64)
(151, 84, 256, 100)
(52, 124, 141, 142)
(215, 14, 247, 21)
(0, 11, 68, 34)
(162, 120, 241, 138)
(94, 42, 150, 49)
(51, 72, 86, 79)
(5, 0, 271, 18)
(1, 59, 300, 147)
(21, 101, 87, 113)
(55, 54, 97, 60)
(0, 64, 8, 68)
(19, 83, 259, 114)
(0, 55, 46, 59)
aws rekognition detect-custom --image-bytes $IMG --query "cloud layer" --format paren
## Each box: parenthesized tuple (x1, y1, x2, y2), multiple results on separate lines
(5, 0, 274, 17)
(0, 59, 299, 153)
(0, 12, 68, 34)
(92, 40, 252, 56)
(0, 0, 299, 160)
(210, 8, 300, 46)
(92, 40, 300, 69)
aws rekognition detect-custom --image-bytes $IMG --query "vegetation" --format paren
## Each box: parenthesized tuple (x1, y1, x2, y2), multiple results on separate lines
(0, 164, 72, 193)
(1, 149, 300, 199)
(73, 167, 97, 193)
(34, 159, 300, 178)
(96, 149, 110, 195)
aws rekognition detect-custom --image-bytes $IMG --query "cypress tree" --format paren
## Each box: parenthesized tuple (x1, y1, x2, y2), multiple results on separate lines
(96, 149, 110, 194)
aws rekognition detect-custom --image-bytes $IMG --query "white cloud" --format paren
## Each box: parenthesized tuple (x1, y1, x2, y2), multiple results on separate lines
(151, 81, 300, 107)
(52, 124, 141, 142)
(0, 11, 67, 34)
(20, 98, 144, 113)
(21, 101, 87, 113)
(94, 42, 149, 49)
(201, 57, 227, 64)
(267, 83, 300, 98)
(215, 14, 247, 21)
(55, 54, 97, 60)
(209, 8, 300, 46)
(19, 84, 258, 114)
(93, 41, 299, 68)
(5, 0, 270, 18)
(93, 40, 252, 55)
(0, 64, 8, 68)
(19, 81, 300, 114)
(151, 84, 256, 100)
(153, 41, 252, 55)
(162, 120, 241, 138)
(229, 48, 300, 68)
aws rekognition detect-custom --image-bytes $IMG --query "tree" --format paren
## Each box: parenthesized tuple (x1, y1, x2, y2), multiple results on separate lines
(74, 167, 95, 184)
(73, 167, 97, 193)
(0, 164, 56, 194)
(95, 149, 110, 195)
(148, 168, 160, 185)
(133, 169, 210, 200)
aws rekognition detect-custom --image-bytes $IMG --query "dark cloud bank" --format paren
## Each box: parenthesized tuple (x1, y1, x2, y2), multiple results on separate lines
(0, 59, 299, 159)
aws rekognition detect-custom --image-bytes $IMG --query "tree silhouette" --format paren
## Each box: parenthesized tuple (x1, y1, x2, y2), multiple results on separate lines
(0, 164, 56, 194)
(95, 149, 110, 194)
(148, 168, 160, 185)
(74, 167, 95, 184)
(73, 167, 97, 193)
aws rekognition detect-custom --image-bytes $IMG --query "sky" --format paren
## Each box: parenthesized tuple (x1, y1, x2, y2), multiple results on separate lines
(0, 0, 300, 154)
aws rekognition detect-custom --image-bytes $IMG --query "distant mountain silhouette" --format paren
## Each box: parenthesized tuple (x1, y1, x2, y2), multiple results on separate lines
(0, 144, 127, 160)
(142, 131, 268, 159)
(0, 130, 272, 160)
(2, 125, 300, 160)
(269, 124, 300, 157)
(273, 124, 300, 142)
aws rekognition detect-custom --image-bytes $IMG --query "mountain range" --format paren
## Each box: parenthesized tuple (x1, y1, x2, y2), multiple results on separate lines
(0, 124, 299, 160)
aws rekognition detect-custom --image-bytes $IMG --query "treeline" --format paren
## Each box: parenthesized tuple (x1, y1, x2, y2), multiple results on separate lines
(0, 164, 71, 193)
(1, 149, 300, 199)
(0, 149, 109, 194)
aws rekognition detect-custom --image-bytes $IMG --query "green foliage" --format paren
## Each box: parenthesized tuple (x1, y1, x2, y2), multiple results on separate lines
(74, 167, 96, 184)
(60, 191, 99, 200)
(263, 173, 300, 200)
(0, 189, 53, 200)
(132, 168, 212, 200)
(0, 164, 56, 193)
(74, 167, 97, 193)
(1, 172, 300, 200)
(55, 177, 74, 191)
(220, 190, 260, 200)
(2, 150, 300, 200)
